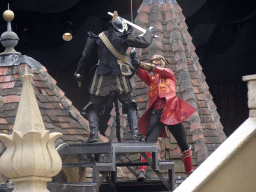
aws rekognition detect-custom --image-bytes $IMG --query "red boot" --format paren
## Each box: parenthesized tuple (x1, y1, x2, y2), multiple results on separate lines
(181, 146, 193, 176)
(137, 152, 152, 181)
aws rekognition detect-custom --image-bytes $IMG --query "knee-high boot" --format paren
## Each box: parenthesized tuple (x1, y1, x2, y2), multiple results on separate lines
(85, 109, 99, 143)
(126, 103, 142, 142)
(137, 152, 152, 181)
(181, 146, 194, 176)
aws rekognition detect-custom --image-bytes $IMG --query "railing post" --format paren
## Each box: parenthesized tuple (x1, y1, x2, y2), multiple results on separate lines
(242, 74, 256, 116)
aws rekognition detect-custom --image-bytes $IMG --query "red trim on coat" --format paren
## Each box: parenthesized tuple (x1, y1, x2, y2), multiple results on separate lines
(136, 67, 196, 137)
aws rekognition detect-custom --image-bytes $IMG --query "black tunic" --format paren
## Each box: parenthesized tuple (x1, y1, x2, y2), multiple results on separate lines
(75, 27, 154, 96)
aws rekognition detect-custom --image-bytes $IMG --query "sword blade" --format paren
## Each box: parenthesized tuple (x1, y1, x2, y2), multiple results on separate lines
(108, 12, 146, 33)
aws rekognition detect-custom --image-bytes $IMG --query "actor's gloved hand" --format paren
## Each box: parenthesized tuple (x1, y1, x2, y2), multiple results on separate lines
(140, 62, 156, 71)
(146, 28, 154, 35)
(130, 48, 137, 59)
(145, 28, 157, 38)
(130, 49, 141, 70)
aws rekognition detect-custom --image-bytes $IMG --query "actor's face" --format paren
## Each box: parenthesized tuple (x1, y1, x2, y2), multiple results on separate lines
(151, 58, 165, 68)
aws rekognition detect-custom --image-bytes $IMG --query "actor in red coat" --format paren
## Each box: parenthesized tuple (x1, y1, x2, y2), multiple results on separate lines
(130, 52, 196, 180)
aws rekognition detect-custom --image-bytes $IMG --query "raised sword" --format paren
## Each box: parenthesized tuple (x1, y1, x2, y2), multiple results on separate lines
(108, 12, 157, 37)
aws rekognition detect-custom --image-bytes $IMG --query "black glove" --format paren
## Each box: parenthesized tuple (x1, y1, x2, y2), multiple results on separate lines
(140, 62, 156, 71)
(130, 48, 137, 59)
(130, 49, 141, 70)
(146, 28, 154, 35)
(145, 28, 157, 38)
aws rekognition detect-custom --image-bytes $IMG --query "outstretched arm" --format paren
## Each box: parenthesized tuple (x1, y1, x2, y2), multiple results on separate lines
(136, 69, 152, 85)
(125, 29, 154, 48)
(130, 49, 152, 85)
(152, 67, 176, 83)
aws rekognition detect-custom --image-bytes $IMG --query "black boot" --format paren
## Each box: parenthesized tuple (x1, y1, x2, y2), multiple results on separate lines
(126, 102, 142, 142)
(85, 109, 99, 143)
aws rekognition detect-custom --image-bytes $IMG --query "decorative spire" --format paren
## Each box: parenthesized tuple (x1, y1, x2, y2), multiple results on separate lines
(0, 65, 63, 191)
(12, 66, 46, 133)
(0, 5, 20, 55)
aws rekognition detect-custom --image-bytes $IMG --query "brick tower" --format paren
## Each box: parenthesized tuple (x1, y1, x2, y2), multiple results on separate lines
(128, 0, 227, 177)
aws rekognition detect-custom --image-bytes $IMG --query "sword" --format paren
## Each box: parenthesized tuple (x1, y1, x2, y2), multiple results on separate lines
(108, 12, 157, 37)
(76, 74, 82, 87)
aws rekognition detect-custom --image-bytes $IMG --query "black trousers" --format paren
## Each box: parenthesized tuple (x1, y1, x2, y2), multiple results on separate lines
(146, 110, 189, 152)
(83, 91, 137, 136)
(90, 91, 133, 107)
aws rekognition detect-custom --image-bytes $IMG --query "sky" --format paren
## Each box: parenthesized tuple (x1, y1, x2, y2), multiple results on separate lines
(0, 0, 255, 136)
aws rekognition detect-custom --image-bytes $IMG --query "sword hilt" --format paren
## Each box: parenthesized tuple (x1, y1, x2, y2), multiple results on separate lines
(76, 74, 82, 87)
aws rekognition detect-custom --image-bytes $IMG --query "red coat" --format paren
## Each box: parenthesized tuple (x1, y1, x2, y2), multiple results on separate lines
(136, 67, 196, 137)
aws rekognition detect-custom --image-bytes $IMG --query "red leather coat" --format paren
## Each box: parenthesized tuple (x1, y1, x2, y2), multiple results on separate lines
(136, 67, 196, 137)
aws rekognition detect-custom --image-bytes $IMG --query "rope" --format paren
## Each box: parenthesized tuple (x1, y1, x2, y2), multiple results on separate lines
(131, 0, 134, 23)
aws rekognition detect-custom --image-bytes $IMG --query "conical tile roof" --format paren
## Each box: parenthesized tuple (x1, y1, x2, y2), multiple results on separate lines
(127, 0, 227, 176)
(0, 63, 90, 151)
(0, 0, 227, 179)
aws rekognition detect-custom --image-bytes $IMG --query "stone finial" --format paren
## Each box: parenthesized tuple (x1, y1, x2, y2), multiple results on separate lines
(0, 7, 20, 56)
(242, 74, 256, 117)
(0, 66, 63, 192)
